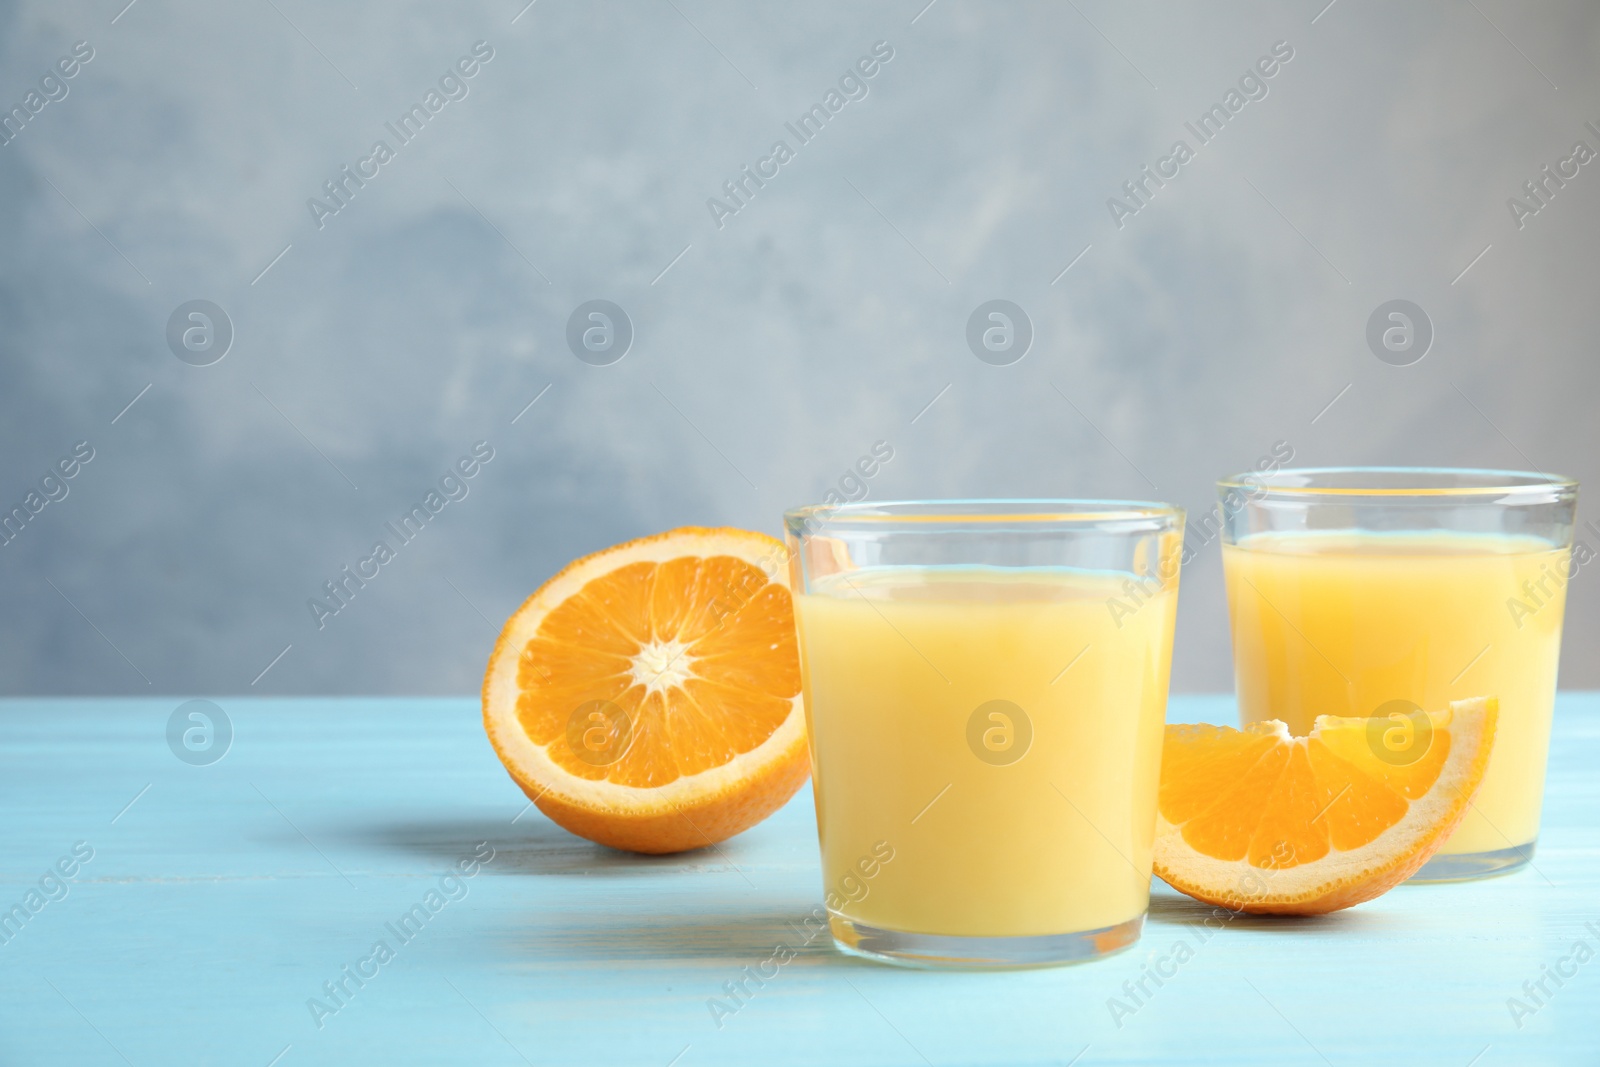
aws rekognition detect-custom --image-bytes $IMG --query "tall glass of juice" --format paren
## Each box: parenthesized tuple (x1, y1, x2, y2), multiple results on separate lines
(1217, 468, 1577, 881)
(784, 499, 1184, 967)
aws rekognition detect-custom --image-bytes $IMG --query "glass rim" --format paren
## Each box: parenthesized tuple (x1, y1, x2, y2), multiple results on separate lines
(1216, 466, 1577, 500)
(784, 498, 1185, 533)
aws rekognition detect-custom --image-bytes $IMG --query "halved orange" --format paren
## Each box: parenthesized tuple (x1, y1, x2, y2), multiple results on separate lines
(482, 527, 808, 854)
(1154, 697, 1497, 914)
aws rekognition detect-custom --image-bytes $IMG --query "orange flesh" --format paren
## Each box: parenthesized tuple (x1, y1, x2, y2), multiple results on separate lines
(1159, 721, 1451, 869)
(513, 557, 800, 787)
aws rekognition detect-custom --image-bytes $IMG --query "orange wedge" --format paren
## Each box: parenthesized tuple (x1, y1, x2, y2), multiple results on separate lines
(482, 527, 808, 854)
(1154, 697, 1498, 914)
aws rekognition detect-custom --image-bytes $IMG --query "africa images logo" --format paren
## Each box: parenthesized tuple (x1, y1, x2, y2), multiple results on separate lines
(1106, 40, 1294, 229)
(705, 41, 895, 230)
(307, 442, 495, 629)
(0, 41, 95, 148)
(305, 41, 495, 231)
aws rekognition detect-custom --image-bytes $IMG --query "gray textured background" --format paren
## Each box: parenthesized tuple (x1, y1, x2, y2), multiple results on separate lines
(1, 0, 1596, 696)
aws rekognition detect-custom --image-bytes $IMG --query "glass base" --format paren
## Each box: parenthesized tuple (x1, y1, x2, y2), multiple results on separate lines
(1409, 841, 1535, 883)
(829, 912, 1143, 970)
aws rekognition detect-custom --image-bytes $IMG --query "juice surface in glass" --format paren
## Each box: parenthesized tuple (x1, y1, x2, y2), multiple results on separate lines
(796, 565, 1176, 939)
(1224, 530, 1569, 856)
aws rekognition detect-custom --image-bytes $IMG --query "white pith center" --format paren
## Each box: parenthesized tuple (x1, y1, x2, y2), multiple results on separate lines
(630, 639, 694, 695)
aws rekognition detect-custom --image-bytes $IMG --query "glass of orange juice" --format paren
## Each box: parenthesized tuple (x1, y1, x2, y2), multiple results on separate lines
(1217, 468, 1577, 881)
(783, 500, 1184, 967)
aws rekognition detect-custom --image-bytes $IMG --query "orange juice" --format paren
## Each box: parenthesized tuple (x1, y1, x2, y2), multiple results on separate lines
(794, 566, 1176, 938)
(1224, 531, 1569, 856)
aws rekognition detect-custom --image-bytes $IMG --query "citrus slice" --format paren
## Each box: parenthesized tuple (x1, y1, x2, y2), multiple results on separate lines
(482, 527, 808, 854)
(1154, 696, 1498, 914)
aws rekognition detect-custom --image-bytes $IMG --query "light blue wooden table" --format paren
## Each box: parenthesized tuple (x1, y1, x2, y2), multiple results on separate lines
(2, 694, 1596, 1066)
